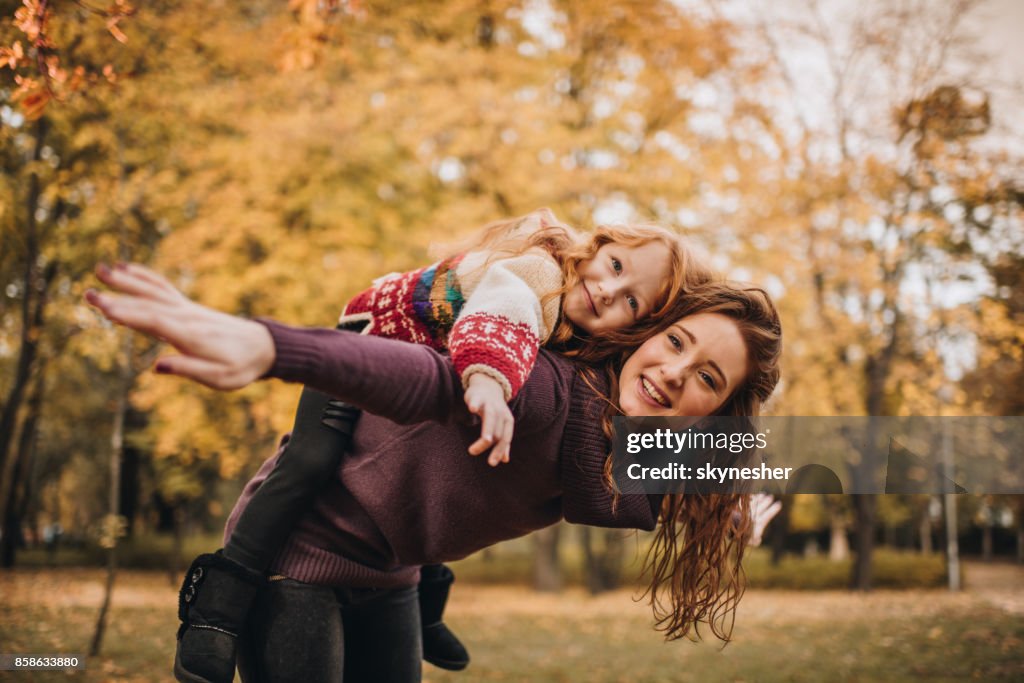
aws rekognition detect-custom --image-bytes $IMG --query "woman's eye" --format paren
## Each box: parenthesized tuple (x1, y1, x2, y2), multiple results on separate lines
(627, 295, 638, 311)
(611, 257, 622, 273)
(700, 371, 716, 389)
(667, 333, 681, 350)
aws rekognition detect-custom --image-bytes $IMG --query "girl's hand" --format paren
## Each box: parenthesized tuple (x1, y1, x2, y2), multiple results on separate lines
(748, 493, 782, 547)
(464, 373, 514, 466)
(85, 262, 275, 391)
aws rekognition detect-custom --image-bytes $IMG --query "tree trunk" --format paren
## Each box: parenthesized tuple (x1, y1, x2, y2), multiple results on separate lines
(850, 495, 877, 590)
(90, 329, 132, 656)
(0, 373, 44, 568)
(829, 512, 849, 562)
(169, 505, 185, 587)
(0, 119, 48, 498)
(1017, 497, 1024, 565)
(851, 359, 892, 590)
(883, 521, 896, 548)
(531, 525, 561, 592)
(581, 527, 626, 594)
(770, 497, 790, 565)
(982, 523, 993, 563)
(919, 507, 933, 554)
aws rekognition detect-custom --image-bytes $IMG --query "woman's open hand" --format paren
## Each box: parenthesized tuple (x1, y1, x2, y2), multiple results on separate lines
(748, 493, 782, 547)
(85, 263, 275, 391)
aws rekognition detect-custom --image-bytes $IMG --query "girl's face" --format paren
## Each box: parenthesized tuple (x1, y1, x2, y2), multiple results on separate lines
(562, 241, 672, 334)
(617, 313, 749, 418)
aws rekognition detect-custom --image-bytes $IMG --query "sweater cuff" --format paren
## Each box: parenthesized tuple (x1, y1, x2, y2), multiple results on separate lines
(450, 313, 537, 402)
(461, 364, 514, 402)
(256, 318, 326, 384)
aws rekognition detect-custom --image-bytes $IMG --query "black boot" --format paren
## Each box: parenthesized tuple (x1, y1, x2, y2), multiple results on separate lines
(419, 563, 469, 671)
(174, 550, 265, 683)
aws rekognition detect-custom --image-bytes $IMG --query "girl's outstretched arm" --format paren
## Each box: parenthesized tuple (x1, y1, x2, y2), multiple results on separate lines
(87, 262, 467, 424)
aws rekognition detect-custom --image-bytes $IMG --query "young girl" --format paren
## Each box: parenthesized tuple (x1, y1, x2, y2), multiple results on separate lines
(169, 209, 713, 683)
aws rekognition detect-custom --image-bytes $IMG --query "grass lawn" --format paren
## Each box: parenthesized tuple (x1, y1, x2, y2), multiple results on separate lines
(0, 564, 1021, 682)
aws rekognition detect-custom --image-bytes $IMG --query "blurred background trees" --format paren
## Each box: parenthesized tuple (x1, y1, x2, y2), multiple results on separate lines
(1, 0, 1021, 590)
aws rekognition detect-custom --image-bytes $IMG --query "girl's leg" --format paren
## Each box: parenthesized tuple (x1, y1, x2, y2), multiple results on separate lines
(419, 563, 469, 670)
(237, 579, 345, 683)
(225, 386, 357, 571)
(226, 318, 367, 569)
(338, 585, 422, 683)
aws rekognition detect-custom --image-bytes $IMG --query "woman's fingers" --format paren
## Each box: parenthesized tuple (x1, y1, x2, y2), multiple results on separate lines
(155, 355, 239, 390)
(96, 263, 182, 305)
(748, 494, 782, 546)
(87, 263, 277, 391)
(118, 262, 186, 301)
(86, 289, 179, 340)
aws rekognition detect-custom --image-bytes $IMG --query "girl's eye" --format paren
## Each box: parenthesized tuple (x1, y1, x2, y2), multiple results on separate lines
(627, 295, 638, 311)
(700, 371, 717, 390)
(611, 257, 622, 273)
(667, 333, 682, 350)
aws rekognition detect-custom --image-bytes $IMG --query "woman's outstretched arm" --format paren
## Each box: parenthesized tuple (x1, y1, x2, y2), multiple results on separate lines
(87, 263, 277, 389)
(86, 262, 466, 424)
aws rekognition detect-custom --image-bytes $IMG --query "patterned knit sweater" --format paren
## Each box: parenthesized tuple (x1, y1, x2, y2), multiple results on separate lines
(338, 237, 563, 401)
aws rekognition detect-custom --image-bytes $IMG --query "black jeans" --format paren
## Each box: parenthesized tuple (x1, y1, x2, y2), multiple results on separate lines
(237, 579, 422, 683)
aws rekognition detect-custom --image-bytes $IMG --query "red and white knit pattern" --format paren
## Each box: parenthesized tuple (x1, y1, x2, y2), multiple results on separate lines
(340, 271, 444, 351)
(449, 313, 539, 400)
(337, 247, 563, 402)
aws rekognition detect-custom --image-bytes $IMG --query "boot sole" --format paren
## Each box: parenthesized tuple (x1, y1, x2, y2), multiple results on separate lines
(174, 647, 225, 683)
(424, 654, 469, 671)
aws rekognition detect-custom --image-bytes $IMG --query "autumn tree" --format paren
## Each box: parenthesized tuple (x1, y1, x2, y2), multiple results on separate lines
(744, 0, 1023, 588)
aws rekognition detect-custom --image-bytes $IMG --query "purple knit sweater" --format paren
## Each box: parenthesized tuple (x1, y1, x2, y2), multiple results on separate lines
(224, 321, 659, 588)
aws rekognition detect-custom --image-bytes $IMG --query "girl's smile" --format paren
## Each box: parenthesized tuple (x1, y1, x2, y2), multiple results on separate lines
(563, 241, 672, 334)
(582, 281, 598, 316)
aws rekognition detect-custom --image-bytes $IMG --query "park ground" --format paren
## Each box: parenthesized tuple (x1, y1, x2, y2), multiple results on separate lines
(0, 561, 1022, 682)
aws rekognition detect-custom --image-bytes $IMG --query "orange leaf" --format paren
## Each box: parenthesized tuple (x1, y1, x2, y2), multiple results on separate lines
(107, 17, 128, 44)
(19, 88, 50, 120)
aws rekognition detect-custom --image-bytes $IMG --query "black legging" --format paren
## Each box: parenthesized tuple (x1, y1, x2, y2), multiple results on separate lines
(225, 317, 367, 573)
(237, 579, 422, 683)
(225, 384, 357, 571)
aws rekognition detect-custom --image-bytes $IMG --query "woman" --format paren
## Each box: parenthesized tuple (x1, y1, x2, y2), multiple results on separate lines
(86, 264, 782, 683)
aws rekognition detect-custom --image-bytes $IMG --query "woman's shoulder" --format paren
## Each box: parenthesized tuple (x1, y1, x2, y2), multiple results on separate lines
(507, 350, 576, 431)
(511, 352, 609, 428)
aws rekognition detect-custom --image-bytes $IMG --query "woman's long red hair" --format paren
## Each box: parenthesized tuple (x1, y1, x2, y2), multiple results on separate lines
(585, 282, 782, 641)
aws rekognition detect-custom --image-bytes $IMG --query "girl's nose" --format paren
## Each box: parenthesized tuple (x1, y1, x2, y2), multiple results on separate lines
(596, 280, 620, 304)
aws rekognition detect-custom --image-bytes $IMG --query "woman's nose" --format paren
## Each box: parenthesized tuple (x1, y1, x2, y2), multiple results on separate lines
(660, 357, 692, 386)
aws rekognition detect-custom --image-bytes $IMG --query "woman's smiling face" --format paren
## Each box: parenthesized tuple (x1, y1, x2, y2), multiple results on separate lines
(617, 312, 750, 418)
